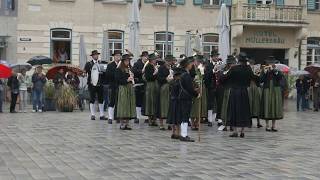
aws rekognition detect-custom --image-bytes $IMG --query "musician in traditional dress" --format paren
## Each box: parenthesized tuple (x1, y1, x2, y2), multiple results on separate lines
(260, 59, 284, 132)
(115, 54, 136, 130)
(225, 52, 253, 138)
(132, 51, 149, 123)
(84, 50, 107, 120)
(143, 53, 159, 126)
(106, 50, 122, 124)
(157, 55, 175, 130)
(190, 55, 207, 131)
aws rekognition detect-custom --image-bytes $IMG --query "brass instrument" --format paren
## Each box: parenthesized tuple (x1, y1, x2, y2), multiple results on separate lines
(128, 66, 135, 85)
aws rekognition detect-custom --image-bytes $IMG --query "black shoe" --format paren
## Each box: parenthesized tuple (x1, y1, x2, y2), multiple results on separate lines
(257, 124, 263, 128)
(266, 128, 271, 132)
(134, 119, 139, 124)
(208, 122, 213, 127)
(100, 116, 107, 120)
(229, 133, 238, 137)
(314, 109, 319, 112)
(159, 126, 166, 131)
(271, 128, 278, 132)
(171, 134, 180, 139)
(149, 122, 158, 127)
(167, 126, 172, 130)
(10, 111, 17, 113)
(223, 127, 228, 131)
(108, 119, 113, 124)
(217, 122, 223, 127)
(188, 122, 191, 127)
(230, 127, 234, 132)
(180, 136, 195, 142)
(144, 119, 149, 123)
(191, 127, 199, 131)
(240, 133, 245, 138)
(91, 116, 96, 120)
(124, 125, 132, 130)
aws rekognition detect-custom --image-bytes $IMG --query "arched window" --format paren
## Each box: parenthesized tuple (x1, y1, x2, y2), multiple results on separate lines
(108, 30, 124, 60)
(307, 37, 320, 65)
(202, 33, 219, 58)
(51, 28, 72, 64)
(155, 32, 174, 58)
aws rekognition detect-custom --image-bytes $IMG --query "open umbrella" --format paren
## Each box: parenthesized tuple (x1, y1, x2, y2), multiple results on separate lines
(305, 63, 320, 78)
(10, 63, 32, 73)
(275, 63, 290, 74)
(27, 56, 52, 66)
(46, 64, 84, 80)
(128, 0, 141, 63)
(290, 70, 310, 76)
(216, 3, 230, 63)
(0, 64, 12, 78)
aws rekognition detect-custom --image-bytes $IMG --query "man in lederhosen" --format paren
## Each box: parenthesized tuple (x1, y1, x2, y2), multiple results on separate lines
(105, 50, 122, 124)
(84, 50, 107, 120)
(132, 51, 149, 124)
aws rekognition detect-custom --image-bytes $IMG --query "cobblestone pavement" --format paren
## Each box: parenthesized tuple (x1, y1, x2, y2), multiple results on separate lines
(0, 100, 319, 180)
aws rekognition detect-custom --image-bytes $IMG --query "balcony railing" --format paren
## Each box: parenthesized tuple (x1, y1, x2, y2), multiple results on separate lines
(232, 3, 306, 24)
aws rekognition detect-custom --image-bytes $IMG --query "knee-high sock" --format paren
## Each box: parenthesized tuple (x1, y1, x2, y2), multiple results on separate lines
(208, 110, 213, 122)
(136, 107, 141, 119)
(213, 113, 217, 122)
(98, 104, 104, 117)
(180, 123, 188, 138)
(108, 107, 114, 120)
(90, 103, 95, 116)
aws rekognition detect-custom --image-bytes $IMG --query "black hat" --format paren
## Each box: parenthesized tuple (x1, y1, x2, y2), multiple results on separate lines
(165, 55, 175, 62)
(90, 50, 100, 56)
(121, 54, 133, 61)
(226, 55, 236, 64)
(140, 51, 149, 57)
(194, 54, 205, 63)
(180, 56, 194, 68)
(148, 53, 158, 61)
(112, 50, 122, 56)
(210, 50, 220, 57)
(172, 67, 184, 76)
(238, 52, 248, 62)
(248, 59, 255, 65)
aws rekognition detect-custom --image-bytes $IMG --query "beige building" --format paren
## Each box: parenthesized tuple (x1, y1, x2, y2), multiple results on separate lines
(1, 0, 320, 69)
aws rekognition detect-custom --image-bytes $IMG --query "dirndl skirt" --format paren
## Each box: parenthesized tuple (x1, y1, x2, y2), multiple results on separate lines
(221, 87, 231, 125)
(159, 83, 170, 118)
(248, 83, 262, 118)
(261, 81, 283, 120)
(191, 85, 207, 118)
(144, 81, 159, 116)
(227, 87, 251, 127)
(116, 84, 136, 119)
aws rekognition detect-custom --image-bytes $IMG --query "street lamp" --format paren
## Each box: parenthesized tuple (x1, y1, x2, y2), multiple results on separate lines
(165, 0, 173, 57)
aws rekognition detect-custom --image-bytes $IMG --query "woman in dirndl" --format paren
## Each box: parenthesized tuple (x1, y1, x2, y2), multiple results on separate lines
(260, 59, 284, 132)
(225, 52, 253, 138)
(115, 54, 136, 130)
(248, 59, 263, 128)
(190, 55, 207, 131)
(143, 53, 160, 126)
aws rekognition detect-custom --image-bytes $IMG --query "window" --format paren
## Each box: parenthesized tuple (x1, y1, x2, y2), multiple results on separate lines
(155, 0, 166, 2)
(256, 0, 273, 4)
(155, 32, 174, 58)
(5, 0, 15, 10)
(203, 0, 220, 6)
(316, 0, 320, 10)
(108, 30, 124, 61)
(307, 37, 320, 65)
(51, 29, 72, 64)
(202, 33, 219, 59)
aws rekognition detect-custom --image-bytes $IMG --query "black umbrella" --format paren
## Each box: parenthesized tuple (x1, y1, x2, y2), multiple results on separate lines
(27, 56, 52, 66)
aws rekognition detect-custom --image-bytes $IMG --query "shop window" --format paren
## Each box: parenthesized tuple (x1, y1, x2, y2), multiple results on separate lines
(307, 37, 320, 65)
(108, 30, 124, 61)
(51, 29, 72, 64)
(202, 33, 219, 59)
(155, 32, 174, 58)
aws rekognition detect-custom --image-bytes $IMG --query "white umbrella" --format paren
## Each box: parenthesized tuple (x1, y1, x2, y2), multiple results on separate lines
(216, 3, 230, 63)
(185, 31, 192, 57)
(79, 35, 87, 70)
(290, 70, 310, 76)
(101, 31, 110, 62)
(128, 0, 140, 63)
(194, 32, 202, 54)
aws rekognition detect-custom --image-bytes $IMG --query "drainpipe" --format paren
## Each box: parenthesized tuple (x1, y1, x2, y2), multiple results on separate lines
(298, 40, 302, 70)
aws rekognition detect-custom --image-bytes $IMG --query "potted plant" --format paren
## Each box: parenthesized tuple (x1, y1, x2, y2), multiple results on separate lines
(44, 81, 56, 111)
(56, 85, 77, 112)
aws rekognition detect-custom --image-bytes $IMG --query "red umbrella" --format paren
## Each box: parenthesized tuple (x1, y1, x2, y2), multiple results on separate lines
(46, 64, 84, 80)
(305, 63, 320, 79)
(0, 64, 12, 78)
(275, 63, 290, 74)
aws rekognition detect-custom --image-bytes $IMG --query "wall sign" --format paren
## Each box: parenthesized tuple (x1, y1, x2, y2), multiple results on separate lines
(245, 31, 285, 44)
(19, 38, 32, 42)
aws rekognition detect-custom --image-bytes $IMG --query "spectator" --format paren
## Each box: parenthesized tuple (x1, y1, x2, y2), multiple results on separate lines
(296, 75, 308, 111)
(7, 72, 20, 113)
(53, 69, 65, 89)
(313, 72, 320, 112)
(18, 69, 31, 113)
(66, 71, 83, 111)
(32, 66, 47, 112)
(0, 79, 4, 113)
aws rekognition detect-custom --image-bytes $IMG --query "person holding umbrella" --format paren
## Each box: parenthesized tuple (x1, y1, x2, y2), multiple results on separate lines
(7, 71, 20, 113)
(295, 75, 308, 111)
(31, 66, 47, 112)
(18, 69, 31, 113)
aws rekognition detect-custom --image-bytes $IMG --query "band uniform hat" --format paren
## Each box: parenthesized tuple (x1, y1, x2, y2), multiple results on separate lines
(90, 50, 101, 56)
(140, 51, 149, 57)
(194, 54, 205, 63)
(180, 56, 194, 68)
(121, 54, 133, 61)
(148, 53, 158, 61)
(210, 50, 220, 57)
(238, 52, 248, 62)
(112, 50, 123, 56)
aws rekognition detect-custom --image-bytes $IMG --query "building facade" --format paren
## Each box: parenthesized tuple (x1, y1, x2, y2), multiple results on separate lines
(0, 0, 320, 69)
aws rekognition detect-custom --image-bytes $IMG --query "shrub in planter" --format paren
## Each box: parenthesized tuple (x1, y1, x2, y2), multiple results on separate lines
(44, 81, 56, 111)
(56, 85, 77, 112)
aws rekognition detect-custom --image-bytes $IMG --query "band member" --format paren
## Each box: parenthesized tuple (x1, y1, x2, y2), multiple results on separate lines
(178, 57, 199, 142)
(132, 51, 148, 123)
(190, 55, 207, 130)
(204, 51, 218, 127)
(115, 54, 136, 130)
(248, 59, 263, 128)
(157, 55, 175, 130)
(84, 50, 106, 120)
(106, 50, 122, 124)
(260, 59, 284, 132)
(143, 53, 159, 126)
(225, 52, 253, 138)
(167, 67, 184, 139)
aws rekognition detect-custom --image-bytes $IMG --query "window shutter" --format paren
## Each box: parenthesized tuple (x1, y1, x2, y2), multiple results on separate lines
(144, 0, 155, 3)
(275, 0, 284, 6)
(248, 0, 256, 4)
(307, 0, 315, 10)
(193, 0, 203, 5)
(175, 0, 185, 5)
(221, 0, 232, 6)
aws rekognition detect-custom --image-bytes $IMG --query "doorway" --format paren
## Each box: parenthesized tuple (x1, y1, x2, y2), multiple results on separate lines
(240, 48, 286, 64)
